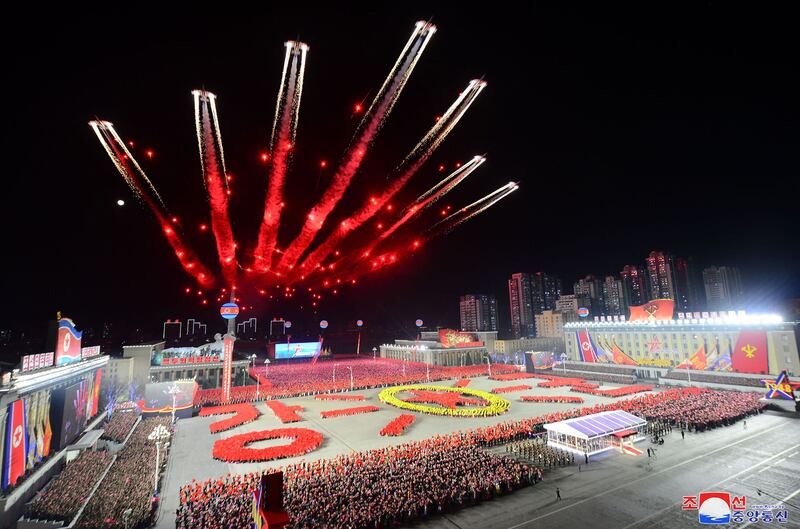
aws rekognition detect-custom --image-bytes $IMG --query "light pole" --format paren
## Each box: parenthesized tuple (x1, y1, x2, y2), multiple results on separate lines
(560, 353, 567, 375)
(148, 424, 171, 495)
(123, 508, 133, 529)
(333, 363, 338, 385)
(250, 354, 259, 400)
(485, 355, 492, 377)
(686, 362, 691, 384)
(167, 383, 181, 425)
(346, 366, 354, 390)
(372, 347, 377, 361)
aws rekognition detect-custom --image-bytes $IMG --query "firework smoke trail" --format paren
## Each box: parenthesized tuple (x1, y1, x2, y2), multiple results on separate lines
(253, 41, 309, 269)
(292, 79, 486, 276)
(193, 90, 238, 286)
(274, 21, 436, 275)
(89, 120, 216, 289)
(363, 155, 486, 253)
(429, 181, 519, 234)
(344, 182, 518, 282)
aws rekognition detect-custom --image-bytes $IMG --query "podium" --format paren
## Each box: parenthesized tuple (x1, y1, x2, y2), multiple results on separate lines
(258, 471, 290, 529)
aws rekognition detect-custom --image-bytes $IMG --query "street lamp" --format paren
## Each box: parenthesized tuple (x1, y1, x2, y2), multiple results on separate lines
(167, 383, 181, 425)
(123, 508, 133, 529)
(147, 424, 171, 495)
(372, 347, 377, 360)
(560, 353, 567, 375)
(484, 355, 492, 377)
(333, 363, 338, 385)
(346, 366, 354, 390)
(250, 354, 259, 400)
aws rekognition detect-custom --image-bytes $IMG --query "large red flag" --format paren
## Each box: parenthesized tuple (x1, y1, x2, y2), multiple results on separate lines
(3, 399, 28, 488)
(731, 331, 768, 375)
(576, 330, 598, 363)
(628, 299, 675, 321)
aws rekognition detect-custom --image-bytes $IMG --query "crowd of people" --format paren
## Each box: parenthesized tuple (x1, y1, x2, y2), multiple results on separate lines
(100, 411, 139, 443)
(177, 438, 537, 529)
(663, 370, 765, 387)
(561, 362, 637, 376)
(75, 417, 173, 529)
(553, 369, 637, 385)
(571, 384, 654, 398)
(630, 388, 765, 431)
(519, 395, 584, 403)
(212, 428, 324, 463)
(506, 435, 574, 469)
(176, 386, 763, 529)
(194, 359, 518, 405)
(199, 403, 259, 433)
(25, 450, 114, 523)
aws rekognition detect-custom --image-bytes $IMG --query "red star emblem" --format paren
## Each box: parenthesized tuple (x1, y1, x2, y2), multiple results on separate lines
(404, 389, 486, 409)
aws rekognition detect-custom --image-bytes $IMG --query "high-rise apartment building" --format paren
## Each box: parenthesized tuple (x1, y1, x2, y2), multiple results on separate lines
(532, 272, 562, 313)
(602, 276, 626, 315)
(645, 251, 676, 300)
(702, 266, 743, 311)
(508, 273, 536, 338)
(459, 294, 499, 332)
(620, 265, 646, 307)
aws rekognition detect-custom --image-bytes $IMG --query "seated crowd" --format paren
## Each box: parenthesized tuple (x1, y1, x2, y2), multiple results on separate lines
(662, 370, 765, 388)
(25, 450, 114, 523)
(178, 439, 536, 529)
(550, 369, 636, 385)
(195, 359, 517, 405)
(99, 410, 139, 443)
(562, 362, 637, 375)
(75, 417, 173, 529)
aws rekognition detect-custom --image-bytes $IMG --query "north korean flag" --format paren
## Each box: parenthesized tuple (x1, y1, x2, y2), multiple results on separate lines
(3, 399, 28, 488)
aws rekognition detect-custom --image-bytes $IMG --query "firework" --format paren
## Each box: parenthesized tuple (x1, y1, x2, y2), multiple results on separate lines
(192, 90, 238, 285)
(89, 120, 216, 288)
(253, 41, 309, 268)
(286, 80, 487, 278)
(90, 21, 515, 304)
(273, 21, 436, 274)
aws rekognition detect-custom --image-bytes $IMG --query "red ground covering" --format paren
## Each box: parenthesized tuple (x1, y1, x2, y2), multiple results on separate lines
(199, 403, 260, 433)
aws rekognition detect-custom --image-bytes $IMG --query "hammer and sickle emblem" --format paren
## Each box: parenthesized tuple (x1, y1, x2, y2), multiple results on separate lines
(742, 344, 756, 358)
(644, 304, 658, 319)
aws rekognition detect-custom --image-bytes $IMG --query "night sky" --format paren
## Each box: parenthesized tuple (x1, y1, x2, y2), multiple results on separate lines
(4, 5, 799, 346)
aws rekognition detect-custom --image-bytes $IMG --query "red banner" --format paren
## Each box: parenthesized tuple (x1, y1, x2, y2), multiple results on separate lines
(223, 337, 234, 402)
(731, 330, 768, 375)
(610, 340, 638, 366)
(3, 399, 28, 488)
(92, 369, 102, 416)
(629, 299, 675, 321)
(677, 344, 707, 370)
(576, 330, 598, 363)
(438, 329, 483, 348)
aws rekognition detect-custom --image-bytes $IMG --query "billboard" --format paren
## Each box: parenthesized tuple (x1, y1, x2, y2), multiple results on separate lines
(55, 318, 83, 366)
(438, 329, 484, 348)
(275, 341, 322, 359)
(140, 380, 198, 418)
(51, 381, 90, 450)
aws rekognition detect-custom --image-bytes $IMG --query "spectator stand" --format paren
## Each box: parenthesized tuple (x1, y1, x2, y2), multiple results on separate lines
(660, 369, 767, 391)
(18, 453, 117, 529)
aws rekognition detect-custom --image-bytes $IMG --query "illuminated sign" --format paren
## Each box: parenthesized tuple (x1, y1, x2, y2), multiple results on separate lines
(275, 342, 322, 359)
(438, 329, 484, 348)
(220, 303, 240, 320)
(81, 346, 101, 359)
(222, 337, 234, 402)
(319, 320, 329, 329)
(577, 307, 590, 318)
